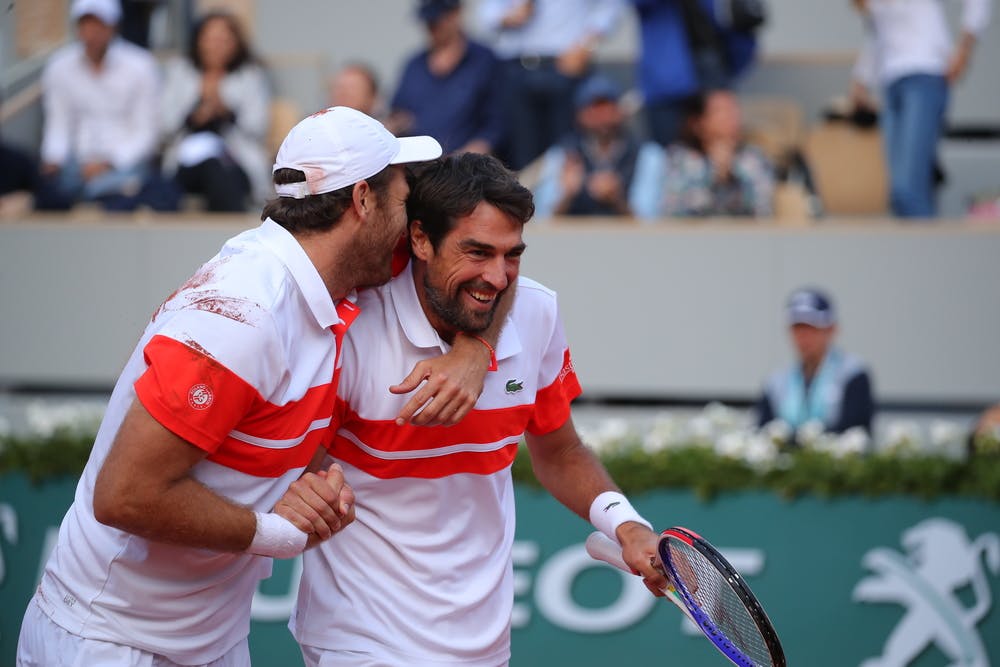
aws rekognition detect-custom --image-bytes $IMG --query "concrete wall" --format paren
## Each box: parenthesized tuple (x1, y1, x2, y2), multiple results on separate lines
(2, 217, 998, 406)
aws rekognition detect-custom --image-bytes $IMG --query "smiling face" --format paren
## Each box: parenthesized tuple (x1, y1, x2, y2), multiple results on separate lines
(411, 202, 526, 338)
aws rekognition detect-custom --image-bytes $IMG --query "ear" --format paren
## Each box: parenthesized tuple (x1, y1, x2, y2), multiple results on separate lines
(409, 220, 433, 261)
(352, 180, 373, 219)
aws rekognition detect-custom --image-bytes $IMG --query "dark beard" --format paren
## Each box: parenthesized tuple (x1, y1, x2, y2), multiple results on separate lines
(422, 275, 499, 334)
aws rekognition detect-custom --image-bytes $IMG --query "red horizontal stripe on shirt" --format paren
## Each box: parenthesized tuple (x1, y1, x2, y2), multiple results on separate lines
(333, 438, 520, 479)
(208, 429, 328, 477)
(136, 335, 338, 475)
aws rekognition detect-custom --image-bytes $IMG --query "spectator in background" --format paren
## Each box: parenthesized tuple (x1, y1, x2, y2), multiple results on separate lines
(849, 0, 991, 218)
(37, 0, 167, 211)
(160, 11, 272, 211)
(533, 73, 665, 219)
(0, 99, 41, 217)
(329, 62, 384, 119)
(389, 0, 504, 156)
(757, 288, 876, 442)
(477, 0, 625, 170)
(661, 89, 773, 217)
(0, 140, 39, 213)
(631, 0, 758, 147)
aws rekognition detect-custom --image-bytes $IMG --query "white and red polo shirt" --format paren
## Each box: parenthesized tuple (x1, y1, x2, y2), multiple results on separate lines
(291, 261, 581, 666)
(35, 218, 358, 665)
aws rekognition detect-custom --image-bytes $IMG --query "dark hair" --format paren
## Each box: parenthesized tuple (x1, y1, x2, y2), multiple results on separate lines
(188, 12, 255, 72)
(406, 153, 534, 250)
(261, 166, 395, 234)
(677, 92, 709, 151)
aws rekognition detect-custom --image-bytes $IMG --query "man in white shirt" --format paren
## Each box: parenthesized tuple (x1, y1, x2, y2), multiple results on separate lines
(477, 0, 626, 170)
(849, 0, 992, 218)
(37, 0, 170, 211)
(291, 152, 664, 667)
(16, 107, 504, 667)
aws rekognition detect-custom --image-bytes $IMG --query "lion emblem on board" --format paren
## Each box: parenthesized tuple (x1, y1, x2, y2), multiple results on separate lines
(853, 518, 1000, 667)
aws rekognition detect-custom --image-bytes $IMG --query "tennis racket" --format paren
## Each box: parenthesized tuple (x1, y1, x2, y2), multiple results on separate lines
(585, 527, 785, 667)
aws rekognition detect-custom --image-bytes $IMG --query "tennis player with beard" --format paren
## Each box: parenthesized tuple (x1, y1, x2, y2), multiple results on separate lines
(291, 152, 664, 667)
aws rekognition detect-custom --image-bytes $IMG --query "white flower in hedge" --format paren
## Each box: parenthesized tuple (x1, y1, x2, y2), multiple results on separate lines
(795, 420, 826, 448)
(643, 413, 689, 452)
(834, 427, 870, 457)
(704, 402, 742, 431)
(581, 418, 634, 455)
(711, 429, 778, 469)
(743, 433, 779, 470)
(25, 400, 105, 438)
(882, 419, 923, 456)
(686, 414, 715, 445)
(929, 419, 968, 460)
(714, 430, 744, 459)
(761, 419, 792, 446)
(808, 431, 841, 456)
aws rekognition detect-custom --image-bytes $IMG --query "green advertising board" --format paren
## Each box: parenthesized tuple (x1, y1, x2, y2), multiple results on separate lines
(1, 474, 998, 667)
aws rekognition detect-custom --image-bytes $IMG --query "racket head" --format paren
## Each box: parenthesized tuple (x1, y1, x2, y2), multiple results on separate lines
(659, 527, 785, 667)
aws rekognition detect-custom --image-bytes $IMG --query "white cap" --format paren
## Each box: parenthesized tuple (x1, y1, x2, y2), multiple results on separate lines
(70, 0, 122, 24)
(272, 106, 442, 199)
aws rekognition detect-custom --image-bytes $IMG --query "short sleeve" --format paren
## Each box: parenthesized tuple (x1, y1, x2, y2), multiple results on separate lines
(135, 334, 260, 452)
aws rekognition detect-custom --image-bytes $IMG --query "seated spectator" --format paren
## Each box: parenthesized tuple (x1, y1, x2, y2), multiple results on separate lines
(756, 288, 876, 443)
(160, 11, 272, 211)
(328, 62, 384, 119)
(661, 89, 774, 218)
(532, 74, 665, 219)
(388, 0, 504, 155)
(0, 102, 41, 217)
(37, 0, 171, 212)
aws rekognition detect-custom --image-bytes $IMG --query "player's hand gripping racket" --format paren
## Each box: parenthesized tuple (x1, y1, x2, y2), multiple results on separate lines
(586, 527, 785, 667)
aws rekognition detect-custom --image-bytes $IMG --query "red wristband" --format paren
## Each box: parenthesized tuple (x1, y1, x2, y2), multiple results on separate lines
(457, 331, 498, 372)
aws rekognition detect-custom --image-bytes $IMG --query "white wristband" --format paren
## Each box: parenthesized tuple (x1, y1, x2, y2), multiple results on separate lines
(247, 512, 308, 559)
(589, 491, 653, 544)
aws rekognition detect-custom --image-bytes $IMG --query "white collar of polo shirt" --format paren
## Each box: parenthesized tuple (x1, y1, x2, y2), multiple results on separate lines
(258, 218, 344, 330)
(389, 259, 521, 361)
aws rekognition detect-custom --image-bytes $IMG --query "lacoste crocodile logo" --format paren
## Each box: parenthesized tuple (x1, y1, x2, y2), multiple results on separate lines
(505, 379, 524, 394)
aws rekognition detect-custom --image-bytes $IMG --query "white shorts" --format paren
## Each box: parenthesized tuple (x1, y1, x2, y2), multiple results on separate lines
(16, 596, 251, 667)
(300, 644, 396, 667)
(299, 644, 509, 667)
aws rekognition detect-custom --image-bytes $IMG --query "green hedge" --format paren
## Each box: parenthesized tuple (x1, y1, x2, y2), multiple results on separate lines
(3, 427, 999, 501)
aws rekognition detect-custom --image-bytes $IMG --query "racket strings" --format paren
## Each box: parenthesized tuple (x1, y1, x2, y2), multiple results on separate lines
(668, 540, 775, 667)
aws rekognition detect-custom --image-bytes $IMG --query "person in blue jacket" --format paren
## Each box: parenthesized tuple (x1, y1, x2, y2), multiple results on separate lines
(756, 287, 876, 442)
(631, 0, 758, 146)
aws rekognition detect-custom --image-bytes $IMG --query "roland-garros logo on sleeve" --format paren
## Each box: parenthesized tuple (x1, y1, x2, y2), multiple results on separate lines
(188, 384, 214, 410)
(557, 355, 575, 383)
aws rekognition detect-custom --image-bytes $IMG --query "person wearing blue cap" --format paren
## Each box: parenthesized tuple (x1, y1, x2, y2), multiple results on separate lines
(756, 287, 876, 443)
(532, 73, 666, 219)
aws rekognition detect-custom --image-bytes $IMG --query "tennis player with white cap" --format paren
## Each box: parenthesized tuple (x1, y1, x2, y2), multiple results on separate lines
(16, 107, 499, 667)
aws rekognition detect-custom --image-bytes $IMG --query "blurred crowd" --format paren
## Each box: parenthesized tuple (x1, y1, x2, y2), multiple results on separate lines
(0, 0, 992, 221)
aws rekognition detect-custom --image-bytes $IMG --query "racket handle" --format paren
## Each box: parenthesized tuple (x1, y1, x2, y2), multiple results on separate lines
(586, 531, 697, 626)
(585, 531, 633, 573)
